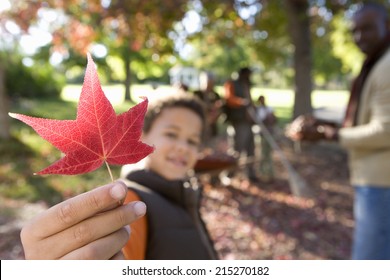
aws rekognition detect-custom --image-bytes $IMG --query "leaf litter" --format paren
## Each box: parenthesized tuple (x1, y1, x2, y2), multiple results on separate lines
(200, 141, 353, 260)
(1, 138, 353, 260)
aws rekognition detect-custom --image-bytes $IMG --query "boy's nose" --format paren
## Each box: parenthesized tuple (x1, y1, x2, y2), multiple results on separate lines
(176, 139, 190, 151)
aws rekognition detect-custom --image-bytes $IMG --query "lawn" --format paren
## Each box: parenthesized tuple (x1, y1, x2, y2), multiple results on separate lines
(1, 84, 349, 205)
(62, 83, 349, 124)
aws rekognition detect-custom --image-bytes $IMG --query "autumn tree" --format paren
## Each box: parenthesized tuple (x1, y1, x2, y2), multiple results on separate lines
(183, 1, 259, 80)
(98, 0, 188, 101)
(45, 0, 187, 101)
(3, 0, 390, 125)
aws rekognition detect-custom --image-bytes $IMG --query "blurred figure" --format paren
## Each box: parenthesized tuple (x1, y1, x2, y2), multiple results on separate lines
(342, 3, 390, 260)
(224, 67, 258, 182)
(255, 95, 277, 182)
(287, 3, 390, 260)
(193, 71, 224, 143)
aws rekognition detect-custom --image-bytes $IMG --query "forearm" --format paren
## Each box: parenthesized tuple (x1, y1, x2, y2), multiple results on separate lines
(224, 82, 247, 107)
(340, 86, 390, 149)
(339, 121, 390, 149)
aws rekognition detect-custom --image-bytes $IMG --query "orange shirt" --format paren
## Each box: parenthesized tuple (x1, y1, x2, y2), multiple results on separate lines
(224, 80, 247, 108)
(122, 190, 148, 260)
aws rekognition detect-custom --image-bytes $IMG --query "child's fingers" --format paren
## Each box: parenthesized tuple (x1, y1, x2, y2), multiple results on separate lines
(23, 201, 146, 259)
(61, 226, 130, 260)
(22, 181, 128, 241)
(44, 202, 145, 258)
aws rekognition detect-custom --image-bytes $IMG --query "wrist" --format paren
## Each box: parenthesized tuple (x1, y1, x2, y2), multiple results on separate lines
(317, 125, 339, 141)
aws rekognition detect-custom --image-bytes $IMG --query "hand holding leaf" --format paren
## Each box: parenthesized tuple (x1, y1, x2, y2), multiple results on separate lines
(9, 54, 154, 181)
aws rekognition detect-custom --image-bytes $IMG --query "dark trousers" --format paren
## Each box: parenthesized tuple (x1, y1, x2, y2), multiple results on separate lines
(231, 121, 256, 178)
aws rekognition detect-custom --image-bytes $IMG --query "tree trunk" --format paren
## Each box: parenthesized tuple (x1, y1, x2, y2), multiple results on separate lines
(0, 64, 11, 140)
(285, 0, 313, 119)
(123, 50, 133, 102)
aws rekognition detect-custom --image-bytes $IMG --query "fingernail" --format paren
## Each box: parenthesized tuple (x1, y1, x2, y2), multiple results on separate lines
(133, 201, 147, 217)
(124, 225, 131, 235)
(110, 182, 126, 200)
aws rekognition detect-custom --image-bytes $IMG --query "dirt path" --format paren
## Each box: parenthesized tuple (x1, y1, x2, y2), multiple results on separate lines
(0, 197, 47, 259)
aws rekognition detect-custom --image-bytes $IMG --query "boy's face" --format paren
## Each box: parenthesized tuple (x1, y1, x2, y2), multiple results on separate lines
(141, 107, 202, 180)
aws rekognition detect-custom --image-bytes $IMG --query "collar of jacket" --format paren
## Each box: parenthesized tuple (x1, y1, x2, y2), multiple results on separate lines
(125, 169, 200, 210)
(344, 33, 390, 127)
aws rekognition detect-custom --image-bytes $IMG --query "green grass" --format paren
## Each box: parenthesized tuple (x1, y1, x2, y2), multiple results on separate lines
(61, 84, 349, 125)
(1, 84, 349, 204)
(257, 88, 349, 126)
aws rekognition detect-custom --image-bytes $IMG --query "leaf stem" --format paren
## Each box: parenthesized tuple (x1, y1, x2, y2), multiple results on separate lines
(105, 161, 114, 182)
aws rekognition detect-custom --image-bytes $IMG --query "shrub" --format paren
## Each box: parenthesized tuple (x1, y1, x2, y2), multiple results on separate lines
(5, 59, 65, 99)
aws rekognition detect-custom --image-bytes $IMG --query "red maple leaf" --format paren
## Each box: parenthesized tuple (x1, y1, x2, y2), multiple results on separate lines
(9, 53, 154, 178)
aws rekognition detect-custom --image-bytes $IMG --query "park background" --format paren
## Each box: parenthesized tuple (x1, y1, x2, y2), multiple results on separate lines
(0, 0, 379, 259)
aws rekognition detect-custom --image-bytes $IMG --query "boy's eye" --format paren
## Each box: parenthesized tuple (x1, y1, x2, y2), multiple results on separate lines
(164, 130, 200, 147)
(165, 131, 178, 139)
(188, 138, 200, 147)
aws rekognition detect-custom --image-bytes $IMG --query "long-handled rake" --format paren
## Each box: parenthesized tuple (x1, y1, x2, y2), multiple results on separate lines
(247, 107, 313, 198)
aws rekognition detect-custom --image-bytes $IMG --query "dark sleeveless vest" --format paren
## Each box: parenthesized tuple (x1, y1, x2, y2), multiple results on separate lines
(125, 169, 218, 260)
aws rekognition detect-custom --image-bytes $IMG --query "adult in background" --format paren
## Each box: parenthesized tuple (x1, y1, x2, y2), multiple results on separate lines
(193, 71, 224, 143)
(288, 2, 390, 259)
(224, 67, 258, 182)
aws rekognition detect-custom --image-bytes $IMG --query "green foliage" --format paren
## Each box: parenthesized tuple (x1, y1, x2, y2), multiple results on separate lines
(106, 56, 126, 82)
(0, 135, 63, 204)
(312, 31, 345, 88)
(5, 57, 66, 99)
(330, 13, 364, 76)
(185, 34, 257, 82)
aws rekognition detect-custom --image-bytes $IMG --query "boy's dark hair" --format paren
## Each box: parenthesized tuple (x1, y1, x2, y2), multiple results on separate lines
(143, 92, 207, 138)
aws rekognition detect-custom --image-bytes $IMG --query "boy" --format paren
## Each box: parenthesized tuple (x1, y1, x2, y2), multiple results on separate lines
(121, 93, 217, 259)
